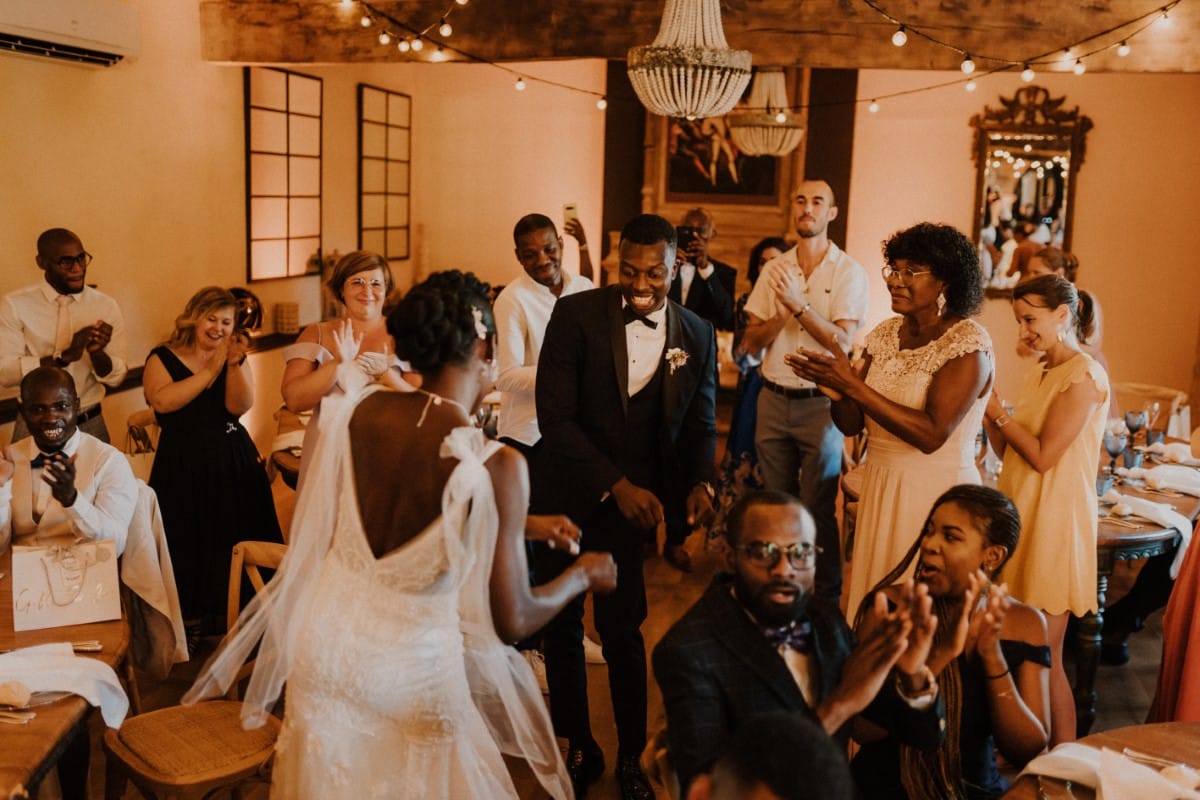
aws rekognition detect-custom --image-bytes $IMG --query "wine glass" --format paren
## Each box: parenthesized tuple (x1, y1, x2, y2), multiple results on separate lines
(1124, 410, 1147, 443)
(1145, 401, 1162, 438)
(1103, 430, 1128, 474)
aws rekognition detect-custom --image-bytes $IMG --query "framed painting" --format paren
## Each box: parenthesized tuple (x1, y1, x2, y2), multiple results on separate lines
(664, 117, 780, 204)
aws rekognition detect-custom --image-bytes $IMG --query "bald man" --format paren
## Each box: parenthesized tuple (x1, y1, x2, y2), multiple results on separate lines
(0, 228, 127, 442)
(739, 180, 869, 603)
(0, 367, 136, 553)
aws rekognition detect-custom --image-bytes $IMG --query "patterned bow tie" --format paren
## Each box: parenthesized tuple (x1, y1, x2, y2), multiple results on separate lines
(621, 305, 658, 329)
(762, 620, 813, 654)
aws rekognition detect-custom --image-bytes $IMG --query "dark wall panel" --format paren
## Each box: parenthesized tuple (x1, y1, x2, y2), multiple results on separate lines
(803, 68, 858, 248)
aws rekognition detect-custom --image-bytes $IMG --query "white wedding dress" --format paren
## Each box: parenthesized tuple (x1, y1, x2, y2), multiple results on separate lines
(186, 383, 572, 799)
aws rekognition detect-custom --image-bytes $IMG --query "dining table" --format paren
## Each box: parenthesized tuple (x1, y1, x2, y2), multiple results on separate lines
(0, 549, 130, 800)
(1074, 462, 1200, 736)
(1000, 721, 1200, 798)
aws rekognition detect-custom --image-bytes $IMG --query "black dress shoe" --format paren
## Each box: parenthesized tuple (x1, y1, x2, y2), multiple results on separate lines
(1101, 641, 1131, 665)
(567, 743, 604, 797)
(616, 754, 654, 800)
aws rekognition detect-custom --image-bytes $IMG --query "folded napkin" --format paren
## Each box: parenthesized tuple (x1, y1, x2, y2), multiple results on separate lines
(1101, 489, 1194, 577)
(1118, 463, 1200, 497)
(1020, 743, 1200, 800)
(1145, 441, 1200, 468)
(0, 642, 128, 727)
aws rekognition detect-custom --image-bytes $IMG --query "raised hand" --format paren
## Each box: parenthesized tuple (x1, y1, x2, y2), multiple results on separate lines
(85, 321, 113, 354)
(574, 552, 618, 593)
(330, 319, 362, 365)
(973, 582, 1011, 670)
(892, 580, 939, 681)
(765, 263, 806, 314)
(40, 452, 78, 508)
(227, 331, 250, 367)
(63, 325, 94, 362)
(526, 514, 582, 555)
(928, 569, 985, 675)
(612, 477, 664, 530)
(822, 591, 911, 728)
(563, 217, 588, 248)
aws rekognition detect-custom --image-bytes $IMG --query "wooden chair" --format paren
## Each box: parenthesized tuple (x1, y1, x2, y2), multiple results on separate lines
(103, 540, 288, 800)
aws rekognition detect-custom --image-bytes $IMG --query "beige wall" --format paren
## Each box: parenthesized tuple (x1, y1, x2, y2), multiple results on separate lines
(845, 69, 1200, 405)
(0, 0, 605, 446)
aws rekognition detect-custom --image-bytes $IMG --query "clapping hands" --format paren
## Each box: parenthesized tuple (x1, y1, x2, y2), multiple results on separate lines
(330, 319, 363, 366)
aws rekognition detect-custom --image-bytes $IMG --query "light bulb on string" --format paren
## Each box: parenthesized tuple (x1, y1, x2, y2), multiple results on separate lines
(1117, 41, 1131, 57)
(515, 77, 526, 91)
(1021, 64, 1035, 82)
(340, 0, 353, 6)
(960, 54, 975, 74)
(1158, 10, 1171, 27)
(411, 36, 424, 51)
(431, 47, 446, 62)
(891, 25, 908, 47)
(1060, 48, 1074, 64)
(596, 97, 608, 110)
(360, 14, 371, 26)
(378, 31, 390, 45)
(439, 19, 453, 37)
(1073, 59, 1086, 75)
(868, 99, 880, 113)
(965, 79, 977, 92)
(397, 38, 411, 53)
(455, 0, 469, 5)
(775, 110, 788, 123)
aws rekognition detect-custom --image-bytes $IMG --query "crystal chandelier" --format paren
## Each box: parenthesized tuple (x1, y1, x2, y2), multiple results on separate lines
(726, 69, 805, 157)
(627, 0, 752, 120)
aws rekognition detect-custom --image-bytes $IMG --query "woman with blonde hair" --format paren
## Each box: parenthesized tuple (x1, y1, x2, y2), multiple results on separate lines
(984, 273, 1108, 746)
(144, 286, 282, 650)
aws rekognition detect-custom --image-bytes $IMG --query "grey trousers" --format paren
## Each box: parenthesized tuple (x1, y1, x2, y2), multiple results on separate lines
(753, 388, 844, 602)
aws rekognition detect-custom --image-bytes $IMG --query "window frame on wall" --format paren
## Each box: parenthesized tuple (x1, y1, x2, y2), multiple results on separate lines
(244, 67, 323, 282)
(357, 83, 411, 262)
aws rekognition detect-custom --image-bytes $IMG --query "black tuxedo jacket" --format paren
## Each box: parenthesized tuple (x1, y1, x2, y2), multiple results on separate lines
(652, 574, 945, 793)
(534, 285, 717, 519)
(668, 257, 736, 332)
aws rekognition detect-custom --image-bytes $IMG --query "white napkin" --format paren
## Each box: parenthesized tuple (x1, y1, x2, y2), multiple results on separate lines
(1118, 464, 1200, 497)
(0, 642, 128, 727)
(1145, 441, 1200, 468)
(1021, 744, 1200, 800)
(1101, 488, 1193, 578)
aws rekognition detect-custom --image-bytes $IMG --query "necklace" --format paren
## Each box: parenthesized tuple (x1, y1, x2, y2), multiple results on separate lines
(415, 389, 471, 427)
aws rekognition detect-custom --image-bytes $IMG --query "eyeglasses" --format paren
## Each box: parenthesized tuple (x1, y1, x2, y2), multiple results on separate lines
(52, 253, 93, 269)
(739, 541, 823, 569)
(881, 265, 933, 284)
(346, 277, 386, 290)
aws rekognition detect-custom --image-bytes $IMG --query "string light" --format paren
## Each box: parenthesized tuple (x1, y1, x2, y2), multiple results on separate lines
(960, 54, 975, 74)
(378, 31, 390, 45)
(1117, 41, 1131, 57)
(775, 110, 788, 123)
(597, 97, 608, 110)
(340, 0, 353, 6)
(431, 47, 447, 62)
(868, 99, 880, 113)
(439, 19, 453, 37)
(455, 0, 469, 5)
(965, 79, 977, 92)
(1073, 58, 1087, 75)
(360, 14, 371, 26)
(1158, 9, 1171, 26)
(410, 36, 424, 51)
(397, 38, 411, 52)
(1021, 64, 1035, 82)
(891, 25, 908, 46)
(515, 77, 526, 91)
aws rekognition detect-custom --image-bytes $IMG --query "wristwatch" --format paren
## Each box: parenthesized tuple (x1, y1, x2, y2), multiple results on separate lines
(793, 302, 812, 321)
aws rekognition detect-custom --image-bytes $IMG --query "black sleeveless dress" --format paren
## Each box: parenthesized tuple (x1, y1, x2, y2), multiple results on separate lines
(147, 345, 282, 634)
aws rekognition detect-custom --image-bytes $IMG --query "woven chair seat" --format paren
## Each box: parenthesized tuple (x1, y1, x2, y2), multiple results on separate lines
(106, 700, 279, 787)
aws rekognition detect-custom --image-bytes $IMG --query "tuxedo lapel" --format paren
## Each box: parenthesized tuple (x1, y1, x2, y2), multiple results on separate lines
(606, 289, 629, 416)
(708, 586, 810, 711)
(662, 302, 685, 429)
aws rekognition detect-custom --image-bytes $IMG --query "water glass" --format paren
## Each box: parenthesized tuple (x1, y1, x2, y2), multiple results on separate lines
(1096, 473, 1114, 497)
(1146, 428, 1166, 446)
(1123, 449, 1144, 469)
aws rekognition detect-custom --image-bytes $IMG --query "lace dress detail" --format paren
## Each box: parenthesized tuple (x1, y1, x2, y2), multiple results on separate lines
(846, 318, 993, 618)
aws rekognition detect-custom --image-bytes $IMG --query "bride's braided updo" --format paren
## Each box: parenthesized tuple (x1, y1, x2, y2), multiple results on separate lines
(388, 270, 494, 373)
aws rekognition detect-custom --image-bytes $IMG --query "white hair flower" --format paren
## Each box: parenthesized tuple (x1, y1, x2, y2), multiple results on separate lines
(471, 306, 488, 340)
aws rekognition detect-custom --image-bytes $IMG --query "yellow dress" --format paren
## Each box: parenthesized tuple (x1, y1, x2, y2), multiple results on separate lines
(999, 353, 1109, 615)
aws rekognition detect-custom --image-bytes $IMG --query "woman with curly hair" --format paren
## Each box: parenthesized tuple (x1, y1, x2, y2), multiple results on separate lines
(787, 223, 994, 617)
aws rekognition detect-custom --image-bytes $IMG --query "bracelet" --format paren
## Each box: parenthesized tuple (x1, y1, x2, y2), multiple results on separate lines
(985, 667, 1010, 680)
(994, 414, 1011, 429)
(793, 302, 812, 321)
(895, 665, 938, 700)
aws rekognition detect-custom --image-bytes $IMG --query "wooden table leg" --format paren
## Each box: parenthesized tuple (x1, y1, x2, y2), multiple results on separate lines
(1074, 572, 1107, 737)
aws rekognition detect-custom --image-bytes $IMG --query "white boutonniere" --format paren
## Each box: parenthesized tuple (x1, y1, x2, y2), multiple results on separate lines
(665, 347, 689, 375)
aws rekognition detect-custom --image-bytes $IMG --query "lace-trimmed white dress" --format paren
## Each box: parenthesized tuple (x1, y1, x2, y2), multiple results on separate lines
(186, 382, 572, 800)
(846, 317, 993, 618)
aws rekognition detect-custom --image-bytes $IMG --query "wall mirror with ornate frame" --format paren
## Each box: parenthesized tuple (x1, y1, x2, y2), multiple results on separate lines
(970, 86, 1093, 283)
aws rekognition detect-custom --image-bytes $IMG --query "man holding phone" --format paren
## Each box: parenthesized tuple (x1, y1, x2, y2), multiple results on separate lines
(669, 208, 736, 333)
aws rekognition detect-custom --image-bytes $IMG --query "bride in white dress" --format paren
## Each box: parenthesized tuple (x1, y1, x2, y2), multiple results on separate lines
(186, 271, 617, 799)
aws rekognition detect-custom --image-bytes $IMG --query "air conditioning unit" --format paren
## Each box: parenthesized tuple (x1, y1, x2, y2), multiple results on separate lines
(0, 0, 140, 68)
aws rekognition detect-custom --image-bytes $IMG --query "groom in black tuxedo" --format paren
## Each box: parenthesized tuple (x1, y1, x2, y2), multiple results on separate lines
(535, 214, 718, 799)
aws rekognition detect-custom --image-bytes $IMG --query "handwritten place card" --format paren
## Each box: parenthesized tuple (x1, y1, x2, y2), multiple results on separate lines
(11, 542, 120, 632)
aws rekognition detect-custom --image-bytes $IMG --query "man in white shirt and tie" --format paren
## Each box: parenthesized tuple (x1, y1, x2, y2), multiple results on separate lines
(0, 367, 136, 554)
(0, 228, 128, 443)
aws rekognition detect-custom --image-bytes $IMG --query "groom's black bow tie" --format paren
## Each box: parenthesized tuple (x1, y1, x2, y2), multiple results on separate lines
(761, 620, 813, 653)
(30, 451, 58, 469)
(621, 305, 658, 329)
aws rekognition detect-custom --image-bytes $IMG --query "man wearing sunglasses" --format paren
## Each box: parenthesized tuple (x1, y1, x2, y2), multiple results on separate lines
(653, 490, 944, 796)
(0, 228, 127, 442)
